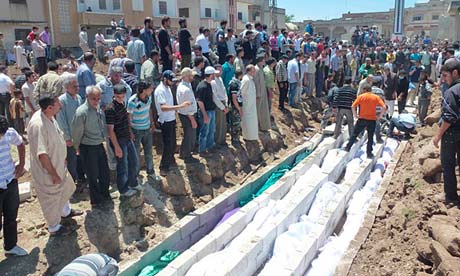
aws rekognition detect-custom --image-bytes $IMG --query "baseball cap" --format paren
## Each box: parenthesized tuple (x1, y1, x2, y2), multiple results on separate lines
(180, 67, 197, 77)
(162, 70, 177, 81)
(204, 66, 220, 75)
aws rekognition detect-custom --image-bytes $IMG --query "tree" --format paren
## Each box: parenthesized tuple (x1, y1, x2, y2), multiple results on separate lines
(285, 14, 295, 23)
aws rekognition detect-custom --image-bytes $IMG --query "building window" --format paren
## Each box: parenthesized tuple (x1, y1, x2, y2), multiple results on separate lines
(159, 1, 167, 15)
(99, 0, 106, 10)
(9, 0, 27, 4)
(113, 0, 120, 10)
(179, 8, 189, 18)
(432, 15, 439, 20)
(412, 15, 423, 21)
(229, 0, 234, 6)
(238, 12, 243, 21)
(58, 0, 72, 33)
(253, 11, 260, 21)
(132, 0, 143, 11)
(205, 8, 212, 18)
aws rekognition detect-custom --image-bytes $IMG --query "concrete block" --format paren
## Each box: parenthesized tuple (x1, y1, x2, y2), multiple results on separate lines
(224, 251, 249, 276)
(190, 234, 217, 261)
(189, 223, 210, 246)
(263, 172, 296, 200)
(166, 250, 197, 276)
(155, 266, 179, 276)
(242, 194, 269, 223)
(209, 221, 234, 249)
(291, 235, 319, 275)
(178, 215, 200, 240)
(19, 181, 31, 202)
(225, 211, 249, 240)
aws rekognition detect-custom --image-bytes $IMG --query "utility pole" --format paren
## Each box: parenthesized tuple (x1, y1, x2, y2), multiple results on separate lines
(270, 0, 278, 31)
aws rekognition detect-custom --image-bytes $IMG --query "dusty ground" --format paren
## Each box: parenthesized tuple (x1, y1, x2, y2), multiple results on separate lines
(348, 91, 460, 276)
(0, 61, 324, 275)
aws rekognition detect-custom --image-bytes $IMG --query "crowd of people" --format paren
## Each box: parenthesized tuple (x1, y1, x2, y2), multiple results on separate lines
(0, 14, 460, 275)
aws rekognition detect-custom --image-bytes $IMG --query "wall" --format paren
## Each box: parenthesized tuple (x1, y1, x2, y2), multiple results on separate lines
(152, 0, 177, 17)
(200, 0, 228, 21)
(77, 0, 123, 13)
(0, 0, 46, 22)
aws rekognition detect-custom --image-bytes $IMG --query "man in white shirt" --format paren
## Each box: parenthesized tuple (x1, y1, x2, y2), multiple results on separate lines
(196, 29, 212, 65)
(94, 29, 106, 63)
(176, 68, 198, 163)
(0, 66, 14, 124)
(287, 52, 303, 107)
(21, 70, 37, 125)
(211, 64, 229, 146)
(154, 70, 191, 176)
(79, 26, 89, 53)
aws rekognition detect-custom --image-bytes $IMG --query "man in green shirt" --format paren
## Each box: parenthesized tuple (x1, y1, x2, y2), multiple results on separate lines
(140, 50, 161, 88)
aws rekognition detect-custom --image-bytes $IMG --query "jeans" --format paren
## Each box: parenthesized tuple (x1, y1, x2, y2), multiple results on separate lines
(278, 81, 288, 109)
(110, 138, 139, 193)
(387, 117, 414, 136)
(132, 128, 154, 176)
(159, 120, 176, 170)
(440, 128, 460, 200)
(407, 82, 419, 105)
(0, 94, 11, 125)
(79, 144, 111, 205)
(179, 114, 196, 159)
(397, 96, 407, 113)
(288, 82, 297, 106)
(345, 119, 376, 155)
(418, 98, 431, 124)
(199, 110, 216, 152)
(96, 46, 105, 63)
(334, 108, 354, 139)
(181, 54, 192, 69)
(0, 179, 19, 250)
(66, 146, 85, 182)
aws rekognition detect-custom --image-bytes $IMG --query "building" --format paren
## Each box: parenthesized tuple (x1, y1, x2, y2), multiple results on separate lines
(295, 0, 455, 42)
(0, 0, 285, 48)
(0, 0, 48, 49)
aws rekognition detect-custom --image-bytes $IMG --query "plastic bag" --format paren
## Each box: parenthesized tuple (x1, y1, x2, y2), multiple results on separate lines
(137, 250, 180, 276)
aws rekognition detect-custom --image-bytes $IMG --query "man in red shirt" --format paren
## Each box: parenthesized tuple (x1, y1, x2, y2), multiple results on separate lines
(344, 84, 386, 158)
(26, 26, 39, 43)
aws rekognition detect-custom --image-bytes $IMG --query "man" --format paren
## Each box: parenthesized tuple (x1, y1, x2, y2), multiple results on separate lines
(126, 29, 146, 79)
(264, 58, 276, 114)
(76, 52, 96, 100)
(34, 61, 61, 102)
(234, 47, 245, 74)
(56, 74, 84, 183)
(98, 66, 132, 110)
(192, 45, 211, 76)
(305, 52, 317, 97)
(332, 78, 356, 138)
(39, 26, 51, 61)
(383, 65, 398, 117)
(242, 31, 255, 67)
(287, 53, 303, 108)
(26, 26, 39, 43)
(253, 55, 270, 131)
(122, 60, 139, 94)
(79, 26, 90, 53)
(31, 34, 47, 76)
(155, 71, 191, 175)
(408, 60, 422, 106)
(0, 115, 28, 256)
(197, 67, 218, 155)
(221, 54, 235, 92)
(344, 84, 386, 159)
(140, 17, 154, 56)
(358, 74, 374, 95)
(276, 55, 289, 111)
(396, 69, 409, 113)
(95, 29, 106, 63)
(226, 28, 237, 56)
(28, 96, 83, 236)
(176, 68, 198, 163)
(0, 66, 14, 124)
(22, 70, 37, 123)
(140, 50, 161, 88)
(196, 28, 212, 66)
(106, 84, 139, 197)
(212, 64, 229, 146)
(387, 112, 416, 139)
(433, 59, 460, 206)
(214, 20, 228, 65)
(158, 16, 173, 71)
(178, 18, 193, 69)
(72, 86, 111, 207)
(241, 65, 259, 141)
(127, 81, 161, 182)
(57, 253, 118, 276)
(229, 71, 244, 144)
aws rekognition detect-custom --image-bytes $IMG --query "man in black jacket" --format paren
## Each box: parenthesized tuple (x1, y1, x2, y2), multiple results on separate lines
(395, 69, 409, 113)
(383, 65, 397, 117)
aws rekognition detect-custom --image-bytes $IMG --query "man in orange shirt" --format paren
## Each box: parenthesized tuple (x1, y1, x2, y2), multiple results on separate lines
(345, 84, 386, 158)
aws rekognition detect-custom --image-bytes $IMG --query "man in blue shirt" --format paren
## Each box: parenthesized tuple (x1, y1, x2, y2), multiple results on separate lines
(387, 112, 416, 139)
(140, 17, 155, 56)
(408, 60, 422, 106)
(76, 52, 96, 100)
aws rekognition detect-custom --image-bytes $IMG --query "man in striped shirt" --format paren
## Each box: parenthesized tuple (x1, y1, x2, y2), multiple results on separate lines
(127, 81, 161, 182)
(0, 115, 27, 256)
(56, 253, 118, 276)
(332, 78, 357, 138)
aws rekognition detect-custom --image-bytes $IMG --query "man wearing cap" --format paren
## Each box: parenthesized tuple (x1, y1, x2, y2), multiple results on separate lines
(154, 70, 191, 176)
(196, 66, 218, 155)
(433, 59, 460, 207)
(254, 55, 271, 131)
(345, 84, 386, 159)
(177, 68, 199, 163)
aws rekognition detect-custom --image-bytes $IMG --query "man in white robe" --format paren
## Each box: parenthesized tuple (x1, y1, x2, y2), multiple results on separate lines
(241, 65, 258, 141)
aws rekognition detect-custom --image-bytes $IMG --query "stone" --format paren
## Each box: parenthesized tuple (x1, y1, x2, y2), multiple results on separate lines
(135, 239, 149, 251)
(416, 239, 434, 264)
(422, 158, 442, 178)
(425, 110, 442, 126)
(197, 169, 212, 185)
(121, 225, 141, 244)
(419, 124, 439, 139)
(416, 143, 440, 165)
(430, 240, 453, 268)
(124, 192, 144, 208)
(18, 181, 32, 202)
(160, 174, 191, 196)
(141, 204, 157, 226)
(428, 217, 460, 258)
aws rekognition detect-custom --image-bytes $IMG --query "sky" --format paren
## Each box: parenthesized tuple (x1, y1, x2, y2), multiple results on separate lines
(280, 0, 428, 21)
